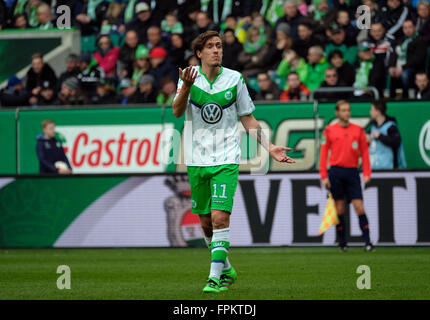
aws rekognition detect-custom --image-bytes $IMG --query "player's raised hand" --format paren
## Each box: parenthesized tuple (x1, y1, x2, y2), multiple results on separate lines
(179, 66, 197, 88)
(269, 145, 295, 163)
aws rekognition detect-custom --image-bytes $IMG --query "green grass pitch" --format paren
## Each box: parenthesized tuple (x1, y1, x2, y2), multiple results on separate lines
(0, 247, 429, 300)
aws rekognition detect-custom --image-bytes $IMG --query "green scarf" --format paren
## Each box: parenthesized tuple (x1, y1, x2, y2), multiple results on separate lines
(28, 5, 38, 27)
(124, 0, 137, 24)
(212, 0, 232, 24)
(161, 20, 184, 34)
(265, 0, 284, 26)
(398, 32, 417, 66)
(355, 59, 373, 89)
(132, 69, 144, 87)
(88, 0, 104, 20)
(243, 34, 266, 54)
(260, 0, 270, 16)
(14, 0, 28, 15)
(200, 0, 209, 12)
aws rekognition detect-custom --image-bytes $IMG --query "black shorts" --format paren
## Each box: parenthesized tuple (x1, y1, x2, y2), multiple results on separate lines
(328, 166, 363, 202)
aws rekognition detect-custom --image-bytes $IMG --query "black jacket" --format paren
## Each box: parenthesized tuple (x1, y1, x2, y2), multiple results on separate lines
(389, 35, 427, 71)
(26, 63, 58, 93)
(36, 134, 72, 174)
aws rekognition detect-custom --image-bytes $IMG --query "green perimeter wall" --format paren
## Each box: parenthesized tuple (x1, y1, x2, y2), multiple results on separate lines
(1, 100, 430, 174)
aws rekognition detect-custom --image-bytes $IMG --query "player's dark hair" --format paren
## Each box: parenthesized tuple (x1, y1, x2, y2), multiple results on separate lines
(191, 31, 222, 65)
(372, 100, 387, 115)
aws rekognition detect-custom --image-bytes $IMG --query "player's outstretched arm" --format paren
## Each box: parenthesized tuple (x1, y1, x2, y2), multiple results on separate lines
(240, 114, 295, 163)
(172, 67, 197, 118)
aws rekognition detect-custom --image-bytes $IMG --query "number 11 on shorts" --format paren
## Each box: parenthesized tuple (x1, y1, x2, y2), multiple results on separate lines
(212, 183, 228, 199)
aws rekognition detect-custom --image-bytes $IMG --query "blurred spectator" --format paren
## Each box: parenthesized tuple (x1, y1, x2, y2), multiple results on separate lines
(219, 14, 246, 43)
(118, 29, 140, 79)
(185, 50, 199, 66)
(328, 50, 355, 86)
(128, 74, 158, 104)
(125, 2, 157, 43)
(117, 77, 136, 104)
(238, 26, 271, 77)
(26, 53, 57, 105)
(58, 77, 85, 105)
(367, 100, 406, 169)
(314, 67, 350, 101)
(93, 81, 118, 104)
(131, 44, 150, 87)
(255, 72, 282, 101)
(58, 54, 80, 91)
(363, 21, 395, 96)
(75, 0, 109, 36)
(272, 0, 304, 41)
(293, 20, 324, 60)
(353, 41, 378, 99)
(415, 71, 430, 99)
(156, 76, 176, 104)
(77, 52, 105, 101)
(222, 28, 243, 70)
(186, 11, 217, 46)
(380, 0, 410, 39)
(12, 13, 30, 29)
(36, 2, 53, 29)
(169, 33, 187, 69)
(325, 23, 358, 66)
(389, 19, 427, 98)
(280, 71, 310, 101)
(206, 0, 238, 25)
(148, 46, 178, 86)
(303, 45, 329, 91)
(265, 22, 294, 71)
(36, 119, 72, 174)
(161, 12, 183, 36)
(146, 25, 169, 50)
(101, 0, 123, 31)
(12, 0, 42, 28)
(94, 34, 120, 78)
(308, 0, 335, 25)
(0, 75, 30, 107)
(277, 49, 307, 88)
(414, 0, 430, 32)
(355, 0, 380, 43)
(117, 0, 146, 31)
(37, 80, 60, 105)
(336, 9, 359, 42)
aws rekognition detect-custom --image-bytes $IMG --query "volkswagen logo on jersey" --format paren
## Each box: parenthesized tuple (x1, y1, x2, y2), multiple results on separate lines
(201, 102, 222, 124)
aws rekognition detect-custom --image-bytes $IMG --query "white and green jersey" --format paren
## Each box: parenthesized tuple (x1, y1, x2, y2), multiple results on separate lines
(174, 66, 255, 166)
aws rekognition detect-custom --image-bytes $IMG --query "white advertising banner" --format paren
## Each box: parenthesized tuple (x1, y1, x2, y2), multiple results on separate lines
(54, 171, 430, 247)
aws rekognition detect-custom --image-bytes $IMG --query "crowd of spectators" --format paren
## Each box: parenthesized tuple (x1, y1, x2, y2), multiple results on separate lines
(1, 0, 430, 107)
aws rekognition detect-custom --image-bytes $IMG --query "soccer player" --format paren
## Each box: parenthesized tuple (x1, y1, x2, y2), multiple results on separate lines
(319, 100, 374, 252)
(172, 31, 295, 293)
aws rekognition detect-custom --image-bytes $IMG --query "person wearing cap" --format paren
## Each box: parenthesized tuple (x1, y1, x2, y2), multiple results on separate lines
(0, 75, 30, 107)
(37, 80, 60, 106)
(131, 44, 150, 87)
(77, 51, 105, 100)
(352, 41, 378, 100)
(325, 23, 358, 67)
(117, 78, 136, 105)
(58, 54, 80, 91)
(148, 46, 177, 88)
(118, 30, 140, 78)
(125, 2, 157, 44)
(128, 74, 158, 104)
(59, 77, 85, 105)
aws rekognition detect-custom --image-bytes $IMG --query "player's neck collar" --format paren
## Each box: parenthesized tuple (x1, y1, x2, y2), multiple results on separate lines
(199, 65, 223, 89)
